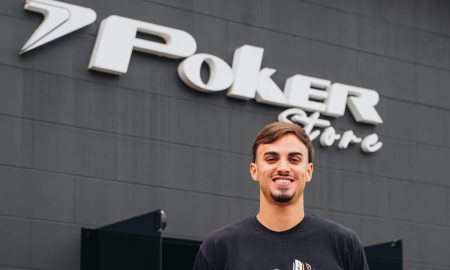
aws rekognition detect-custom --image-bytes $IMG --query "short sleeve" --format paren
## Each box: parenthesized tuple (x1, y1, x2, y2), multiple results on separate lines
(193, 248, 215, 270)
(347, 234, 369, 270)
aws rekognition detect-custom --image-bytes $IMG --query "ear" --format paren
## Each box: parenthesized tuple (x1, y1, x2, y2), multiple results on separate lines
(306, 162, 314, 183)
(249, 162, 259, 182)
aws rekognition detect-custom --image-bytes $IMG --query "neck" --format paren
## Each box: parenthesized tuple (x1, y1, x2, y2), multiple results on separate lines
(256, 192, 305, 232)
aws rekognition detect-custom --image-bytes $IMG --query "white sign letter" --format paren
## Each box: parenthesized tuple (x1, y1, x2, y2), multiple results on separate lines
(329, 83, 383, 124)
(338, 130, 362, 149)
(320, 127, 341, 147)
(285, 74, 331, 113)
(227, 45, 264, 99)
(361, 134, 383, 153)
(178, 54, 234, 92)
(88, 15, 197, 75)
(255, 68, 289, 106)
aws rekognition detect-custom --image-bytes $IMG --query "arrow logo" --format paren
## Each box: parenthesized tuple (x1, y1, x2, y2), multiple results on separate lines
(20, 0, 96, 54)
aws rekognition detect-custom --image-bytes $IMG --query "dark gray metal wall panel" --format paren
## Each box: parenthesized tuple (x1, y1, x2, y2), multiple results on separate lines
(23, 71, 76, 125)
(118, 93, 233, 151)
(191, 148, 255, 199)
(0, 65, 24, 116)
(0, 60, 291, 122)
(75, 177, 156, 226)
(0, 166, 75, 222)
(32, 122, 116, 179)
(154, 188, 229, 239)
(404, 263, 449, 270)
(388, 180, 447, 226)
(416, 65, 450, 110)
(296, 40, 359, 86)
(116, 135, 196, 189)
(384, 22, 416, 62)
(225, 109, 276, 154)
(0, 0, 25, 18)
(358, 0, 419, 28)
(415, 30, 450, 70)
(378, 99, 446, 146)
(261, 0, 325, 44)
(354, 15, 389, 57)
(148, 0, 262, 25)
(75, 80, 120, 132)
(306, 168, 391, 218)
(447, 190, 450, 226)
(414, 0, 450, 36)
(29, 221, 80, 270)
(417, 144, 450, 187)
(315, 137, 418, 181)
(116, 135, 257, 199)
(0, 268, 34, 270)
(447, 111, 450, 148)
(0, 116, 32, 167)
(0, 63, 276, 154)
(0, 217, 30, 268)
(227, 21, 304, 78)
(261, 0, 450, 70)
(362, 0, 450, 37)
(303, 0, 450, 40)
(150, 7, 228, 58)
(354, 52, 416, 102)
(306, 0, 358, 14)
(308, 167, 448, 226)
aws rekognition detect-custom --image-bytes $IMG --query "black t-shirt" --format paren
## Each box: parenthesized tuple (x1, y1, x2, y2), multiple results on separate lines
(193, 214, 369, 270)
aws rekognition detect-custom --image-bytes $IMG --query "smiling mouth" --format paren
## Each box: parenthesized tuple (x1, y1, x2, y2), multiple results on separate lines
(272, 177, 296, 183)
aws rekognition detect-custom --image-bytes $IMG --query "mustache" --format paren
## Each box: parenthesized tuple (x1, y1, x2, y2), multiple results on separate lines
(271, 174, 297, 180)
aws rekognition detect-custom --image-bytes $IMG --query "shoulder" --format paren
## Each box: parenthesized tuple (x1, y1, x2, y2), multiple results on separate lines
(196, 217, 255, 269)
(307, 214, 362, 244)
(307, 214, 368, 269)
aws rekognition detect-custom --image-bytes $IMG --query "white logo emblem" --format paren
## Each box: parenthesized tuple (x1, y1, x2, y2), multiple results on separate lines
(293, 259, 312, 270)
(20, 0, 96, 54)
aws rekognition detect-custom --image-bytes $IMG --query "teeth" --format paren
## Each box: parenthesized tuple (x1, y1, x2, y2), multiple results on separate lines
(274, 179, 291, 183)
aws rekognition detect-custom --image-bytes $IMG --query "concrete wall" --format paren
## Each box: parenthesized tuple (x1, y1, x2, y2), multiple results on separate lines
(0, 0, 449, 269)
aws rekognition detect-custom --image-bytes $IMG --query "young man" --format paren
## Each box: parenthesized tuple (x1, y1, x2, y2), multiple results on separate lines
(193, 122, 369, 270)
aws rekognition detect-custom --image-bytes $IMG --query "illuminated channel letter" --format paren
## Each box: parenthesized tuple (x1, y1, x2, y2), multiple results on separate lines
(88, 15, 197, 75)
(21, 0, 96, 54)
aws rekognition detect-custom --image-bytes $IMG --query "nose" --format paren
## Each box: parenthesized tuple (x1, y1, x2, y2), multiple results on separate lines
(277, 159, 290, 175)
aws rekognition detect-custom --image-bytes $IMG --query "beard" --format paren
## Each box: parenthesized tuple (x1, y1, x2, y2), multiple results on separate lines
(270, 189, 295, 203)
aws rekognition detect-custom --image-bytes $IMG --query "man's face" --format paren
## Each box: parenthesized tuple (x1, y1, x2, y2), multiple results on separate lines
(250, 134, 313, 204)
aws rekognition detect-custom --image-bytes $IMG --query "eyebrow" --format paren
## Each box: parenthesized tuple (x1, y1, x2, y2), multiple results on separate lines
(263, 152, 303, 156)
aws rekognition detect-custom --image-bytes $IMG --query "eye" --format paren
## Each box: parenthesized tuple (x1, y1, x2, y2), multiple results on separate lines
(265, 156, 278, 163)
(289, 156, 302, 163)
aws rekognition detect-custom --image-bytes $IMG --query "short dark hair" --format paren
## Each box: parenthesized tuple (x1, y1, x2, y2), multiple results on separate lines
(252, 122, 314, 164)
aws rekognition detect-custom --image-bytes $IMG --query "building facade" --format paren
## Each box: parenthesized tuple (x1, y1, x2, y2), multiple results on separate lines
(0, 0, 449, 269)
